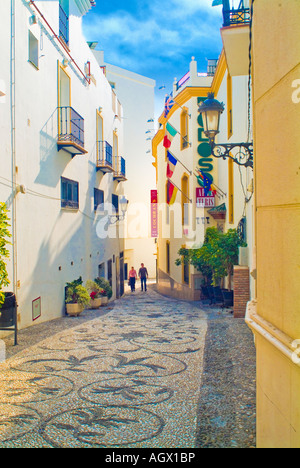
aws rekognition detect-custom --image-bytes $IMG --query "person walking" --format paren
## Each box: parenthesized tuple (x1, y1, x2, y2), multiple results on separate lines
(139, 263, 149, 292)
(129, 266, 137, 293)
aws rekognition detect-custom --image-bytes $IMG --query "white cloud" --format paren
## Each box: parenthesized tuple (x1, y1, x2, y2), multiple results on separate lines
(83, 0, 223, 79)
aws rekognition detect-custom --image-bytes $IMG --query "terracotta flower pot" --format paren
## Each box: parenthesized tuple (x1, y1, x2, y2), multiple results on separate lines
(90, 297, 102, 309)
(101, 296, 108, 306)
(66, 303, 84, 317)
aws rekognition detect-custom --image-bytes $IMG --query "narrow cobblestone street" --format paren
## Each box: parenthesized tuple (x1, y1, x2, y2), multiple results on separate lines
(0, 286, 256, 448)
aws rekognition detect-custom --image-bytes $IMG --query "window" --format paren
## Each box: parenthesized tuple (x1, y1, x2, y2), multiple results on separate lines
(181, 175, 190, 226)
(61, 177, 79, 209)
(94, 188, 104, 212)
(112, 194, 119, 214)
(98, 263, 105, 278)
(107, 259, 113, 288)
(180, 108, 189, 150)
(59, 0, 69, 46)
(166, 241, 170, 275)
(227, 74, 233, 139)
(28, 31, 39, 69)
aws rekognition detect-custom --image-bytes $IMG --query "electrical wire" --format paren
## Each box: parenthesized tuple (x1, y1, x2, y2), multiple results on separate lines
(0, 177, 99, 221)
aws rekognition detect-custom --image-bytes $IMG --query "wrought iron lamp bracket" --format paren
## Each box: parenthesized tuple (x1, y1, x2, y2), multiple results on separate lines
(108, 213, 126, 225)
(210, 140, 254, 169)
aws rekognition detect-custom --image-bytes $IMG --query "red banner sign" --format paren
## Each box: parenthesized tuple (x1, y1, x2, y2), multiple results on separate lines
(151, 190, 158, 238)
(196, 188, 216, 208)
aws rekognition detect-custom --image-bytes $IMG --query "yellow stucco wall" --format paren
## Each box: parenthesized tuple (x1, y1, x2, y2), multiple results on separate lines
(252, 0, 300, 448)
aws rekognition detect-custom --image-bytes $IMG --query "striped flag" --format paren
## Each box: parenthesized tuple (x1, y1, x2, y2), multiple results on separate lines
(167, 151, 178, 178)
(167, 180, 178, 206)
(163, 122, 178, 148)
(164, 95, 175, 118)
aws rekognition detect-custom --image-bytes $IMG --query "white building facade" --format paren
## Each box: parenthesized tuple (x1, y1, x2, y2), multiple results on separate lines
(0, 0, 127, 331)
(91, 49, 157, 279)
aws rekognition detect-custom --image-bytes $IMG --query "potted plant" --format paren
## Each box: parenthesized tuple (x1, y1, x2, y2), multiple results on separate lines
(94, 277, 112, 304)
(65, 281, 90, 317)
(0, 203, 17, 327)
(100, 288, 108, 306)
(176, 227, 245, 307)
(86, 280, 102, 309)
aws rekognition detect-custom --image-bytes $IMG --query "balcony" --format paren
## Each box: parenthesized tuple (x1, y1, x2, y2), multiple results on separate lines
(113, 156, 127, 182)
(223, 6, 250, 27)
(221, 1, 251, 76)
(96, 141, 114, 173)
(57, 106, 87, 156)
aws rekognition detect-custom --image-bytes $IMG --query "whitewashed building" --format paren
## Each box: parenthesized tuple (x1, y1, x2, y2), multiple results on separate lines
(0, 0, 127, 331)
(91, 48, 157, 280)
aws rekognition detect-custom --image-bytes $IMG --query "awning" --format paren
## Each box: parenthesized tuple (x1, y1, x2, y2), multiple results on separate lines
(208, 203, 227, 220)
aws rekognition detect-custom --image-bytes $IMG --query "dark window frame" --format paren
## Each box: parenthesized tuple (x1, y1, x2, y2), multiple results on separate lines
(61, 177, 79, 209)
(28, 30, 39, 69)
(94, 188, 104, 212)
(112, 194, 119, 215)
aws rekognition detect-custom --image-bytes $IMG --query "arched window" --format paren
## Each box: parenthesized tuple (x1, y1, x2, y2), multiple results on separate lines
(180, 108, 189, 150)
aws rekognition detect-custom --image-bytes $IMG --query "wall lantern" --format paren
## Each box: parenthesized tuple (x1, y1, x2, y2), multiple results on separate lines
(198, 93, 253, 169)
(108, 196, 129, 225)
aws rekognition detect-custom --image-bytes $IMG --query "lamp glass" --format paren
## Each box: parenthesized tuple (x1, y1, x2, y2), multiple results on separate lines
(119, 196, 128, 214)
(202, 109, 221, 140)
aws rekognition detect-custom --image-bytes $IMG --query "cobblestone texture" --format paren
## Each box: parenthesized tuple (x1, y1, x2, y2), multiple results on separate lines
(0, 285, 256, 448)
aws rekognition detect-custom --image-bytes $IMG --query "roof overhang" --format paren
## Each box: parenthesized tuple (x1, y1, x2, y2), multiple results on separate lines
(74, 0, 95, 16)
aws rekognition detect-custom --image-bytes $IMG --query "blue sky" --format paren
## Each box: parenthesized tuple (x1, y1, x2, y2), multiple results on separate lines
(82, 0, 224, 115)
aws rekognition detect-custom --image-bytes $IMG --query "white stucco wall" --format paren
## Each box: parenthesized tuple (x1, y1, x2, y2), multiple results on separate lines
(0, 0, 126, 331)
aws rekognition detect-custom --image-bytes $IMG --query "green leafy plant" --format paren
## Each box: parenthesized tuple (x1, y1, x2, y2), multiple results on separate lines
(86, 280, 102, 299)
(94, 277, 112, 299)
(176, 227, 245, 290)
(65, 283, 90, 308)
(0, 203, 12, 308)
(66, 276, 83, 289)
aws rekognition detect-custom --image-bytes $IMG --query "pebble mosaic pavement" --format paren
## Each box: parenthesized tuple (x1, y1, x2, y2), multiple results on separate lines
(0, 285, 256, 448)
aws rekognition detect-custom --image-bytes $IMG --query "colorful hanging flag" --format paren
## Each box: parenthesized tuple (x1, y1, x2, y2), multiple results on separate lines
(196, 169, 219, 196)
(167, 151, 178, 178)
(200, 171, 213, 196)
(163, 122, 178, 149)
(167, 180, 178, 206)
(164, 95, 175, 118)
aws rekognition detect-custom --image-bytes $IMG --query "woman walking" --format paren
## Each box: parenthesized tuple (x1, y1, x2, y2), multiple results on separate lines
(129, 266, 137, 293)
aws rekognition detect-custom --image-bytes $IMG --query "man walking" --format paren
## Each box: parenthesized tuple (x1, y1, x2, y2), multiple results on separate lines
(139, 263, 149, 292)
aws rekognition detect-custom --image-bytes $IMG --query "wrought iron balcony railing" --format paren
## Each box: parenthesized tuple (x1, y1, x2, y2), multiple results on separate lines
(96, 141, 114, 172)
(57, 106, 86, 155)
(223, 7, 251, 27)
(113, 156, 126, 182)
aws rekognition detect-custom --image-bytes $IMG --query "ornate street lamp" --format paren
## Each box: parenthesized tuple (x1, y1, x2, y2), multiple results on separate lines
(198, 93, 253, 169)
(108, 196, 129, 225)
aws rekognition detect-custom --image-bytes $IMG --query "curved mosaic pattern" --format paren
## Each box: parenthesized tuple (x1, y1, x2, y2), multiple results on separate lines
(0, 289, 208, 448)
(0, 404, 40, 444)
(41, 406, 165, 448)
(78, 377, 174, 407)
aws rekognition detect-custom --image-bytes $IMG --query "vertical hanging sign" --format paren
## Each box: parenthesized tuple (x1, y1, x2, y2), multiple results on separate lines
(197, 97, 214, 188)
(151, 190, 158, 238)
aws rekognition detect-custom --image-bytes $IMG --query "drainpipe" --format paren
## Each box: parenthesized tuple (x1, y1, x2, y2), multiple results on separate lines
(10, 0, 17, 295)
